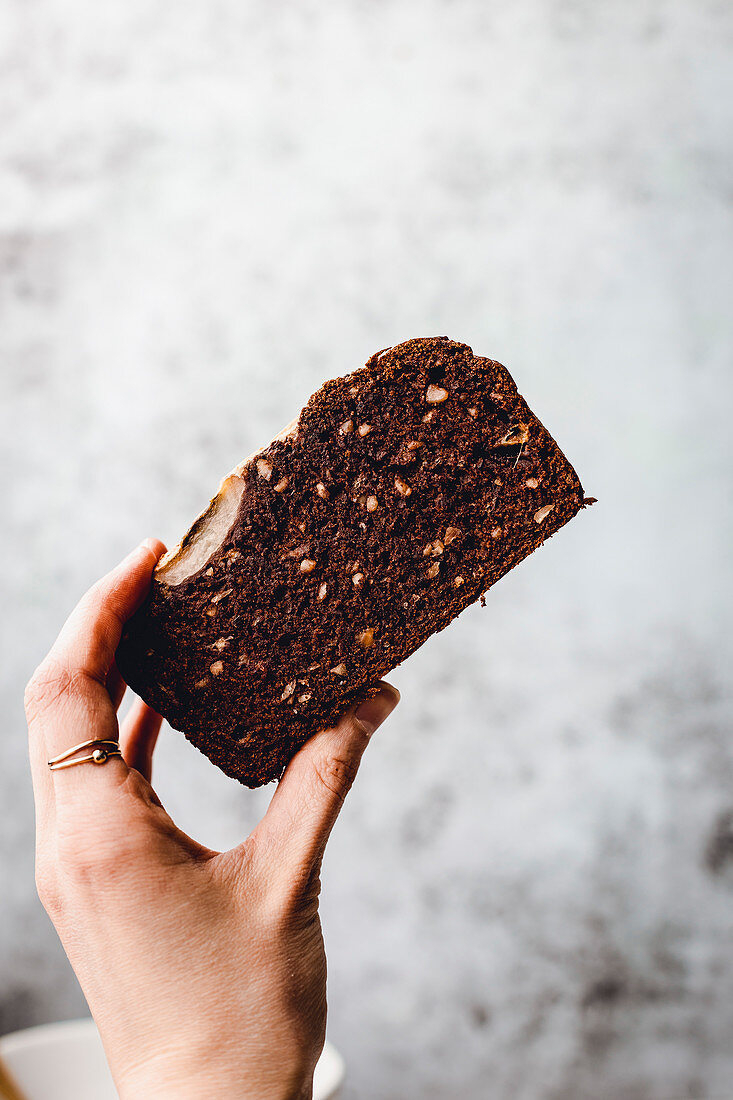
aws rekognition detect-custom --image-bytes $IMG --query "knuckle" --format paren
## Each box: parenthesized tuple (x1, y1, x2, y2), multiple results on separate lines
(265, 865, 320, 928)
(312, 751, 359, 805)
(61, 845, 123, 886)
(24, 660, 72, 717)
(56, 820, 145, 883)
(25, 661, 102, 725)
(56, 830, 98, 876)
(35, 863, 63, 919)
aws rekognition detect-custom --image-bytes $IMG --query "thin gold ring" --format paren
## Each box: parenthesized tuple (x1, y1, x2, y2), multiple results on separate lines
(48, 739, 123, 771)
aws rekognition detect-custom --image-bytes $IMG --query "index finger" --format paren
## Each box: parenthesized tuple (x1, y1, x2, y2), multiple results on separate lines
(46, 538, 166, 687)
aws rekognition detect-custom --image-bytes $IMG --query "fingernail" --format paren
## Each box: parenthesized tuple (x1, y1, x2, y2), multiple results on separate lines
(355, 683, 400, 737)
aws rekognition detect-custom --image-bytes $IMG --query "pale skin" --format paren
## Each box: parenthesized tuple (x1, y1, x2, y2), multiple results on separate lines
(25, 539, 399, 1100)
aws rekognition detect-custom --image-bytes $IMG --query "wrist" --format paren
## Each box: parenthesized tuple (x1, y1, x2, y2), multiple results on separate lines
(114, 1049, 313, 1100)
(118, 1075, 312, 1100)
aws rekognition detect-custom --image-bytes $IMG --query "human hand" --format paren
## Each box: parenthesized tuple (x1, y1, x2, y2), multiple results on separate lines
(25, 540, 399, 1100)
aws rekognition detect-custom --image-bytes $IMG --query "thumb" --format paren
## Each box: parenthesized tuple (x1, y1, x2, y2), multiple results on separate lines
(259, 682, 400, 874)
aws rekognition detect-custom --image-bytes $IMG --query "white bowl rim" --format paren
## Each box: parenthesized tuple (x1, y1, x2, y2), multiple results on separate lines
(0, 1018, 96, 1055)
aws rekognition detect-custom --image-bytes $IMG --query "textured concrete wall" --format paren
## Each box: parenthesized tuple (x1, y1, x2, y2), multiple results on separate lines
(2, 2, 732, 1097)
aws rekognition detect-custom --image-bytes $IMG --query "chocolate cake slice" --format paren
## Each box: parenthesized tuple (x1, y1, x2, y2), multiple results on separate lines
(116, 337, 592, 786)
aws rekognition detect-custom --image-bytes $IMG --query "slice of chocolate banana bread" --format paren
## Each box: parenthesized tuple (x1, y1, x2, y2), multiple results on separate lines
(116, 337, 592, 786)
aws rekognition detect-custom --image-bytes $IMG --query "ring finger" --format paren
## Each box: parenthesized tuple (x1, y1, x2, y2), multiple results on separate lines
(26, 540, 165, 830)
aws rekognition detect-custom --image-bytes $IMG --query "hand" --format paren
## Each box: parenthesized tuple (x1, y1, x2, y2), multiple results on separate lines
(25, 540, 399, 1100)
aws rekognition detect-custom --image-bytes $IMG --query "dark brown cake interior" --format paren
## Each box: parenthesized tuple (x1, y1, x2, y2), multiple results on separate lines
(118, 338, 587, 785)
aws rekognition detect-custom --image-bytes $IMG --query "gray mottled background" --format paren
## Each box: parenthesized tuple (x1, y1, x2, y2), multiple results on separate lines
(2, 1, 732, 1097)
